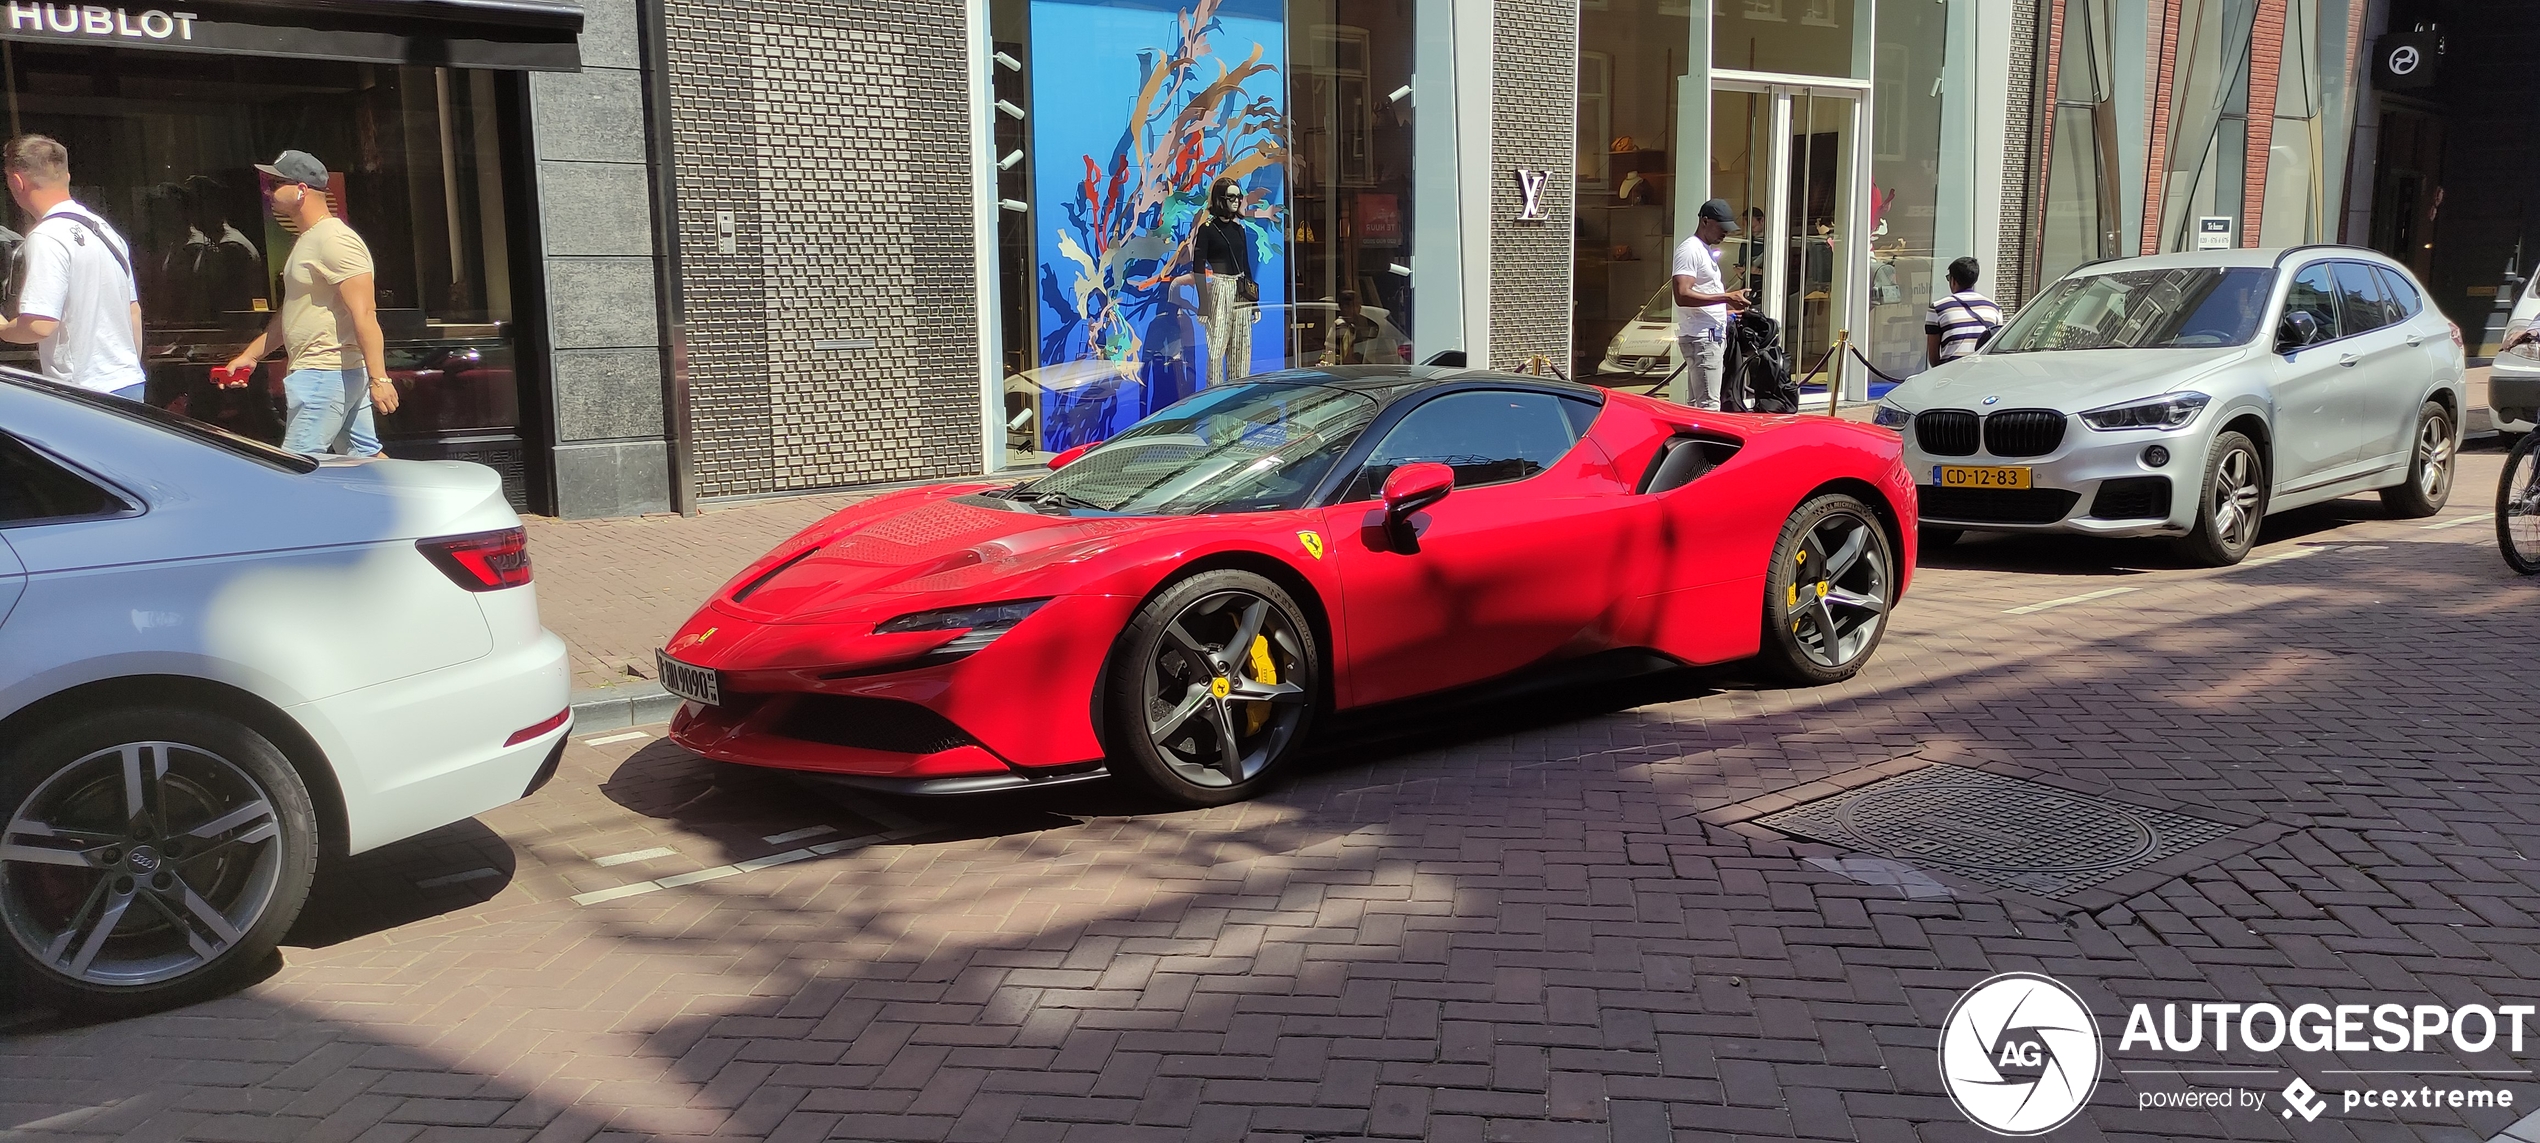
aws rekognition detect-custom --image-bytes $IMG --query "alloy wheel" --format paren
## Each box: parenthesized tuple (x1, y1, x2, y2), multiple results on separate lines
(2209, 445, 2263, 551)
(1141, 590, 1311, 788)
(2416, 415, 2454, 501)
(1, 741, 284, 988)
(1786, 510, 1891, 669)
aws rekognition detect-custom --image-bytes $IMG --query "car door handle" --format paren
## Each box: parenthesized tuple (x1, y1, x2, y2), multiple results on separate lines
(2338, 352, 2360, 367)
(2407, 334, 2427, 347)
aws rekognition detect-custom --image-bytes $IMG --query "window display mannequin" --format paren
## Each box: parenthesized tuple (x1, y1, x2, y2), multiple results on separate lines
(1192, 175, 1256, 388)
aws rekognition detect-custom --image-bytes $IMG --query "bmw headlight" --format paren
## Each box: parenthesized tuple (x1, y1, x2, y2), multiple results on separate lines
(1872, 402, 1913, 429)
(2080, 392, 2210, 431)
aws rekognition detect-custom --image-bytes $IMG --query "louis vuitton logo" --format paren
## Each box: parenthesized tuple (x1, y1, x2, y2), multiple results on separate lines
(1513, 169, 1550, 222)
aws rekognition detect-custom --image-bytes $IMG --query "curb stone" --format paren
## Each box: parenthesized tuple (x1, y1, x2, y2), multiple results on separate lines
(568, 681, 680, 735)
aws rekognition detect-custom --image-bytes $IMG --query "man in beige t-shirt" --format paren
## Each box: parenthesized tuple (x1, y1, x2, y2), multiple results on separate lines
(223, 149, 397, 456)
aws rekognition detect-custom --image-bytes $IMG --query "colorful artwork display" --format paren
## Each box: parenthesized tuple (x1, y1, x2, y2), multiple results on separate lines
(1027, 0, 1289, 451)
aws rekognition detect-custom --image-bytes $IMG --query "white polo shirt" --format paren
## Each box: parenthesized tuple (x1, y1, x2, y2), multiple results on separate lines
(18, 200, 145, 394)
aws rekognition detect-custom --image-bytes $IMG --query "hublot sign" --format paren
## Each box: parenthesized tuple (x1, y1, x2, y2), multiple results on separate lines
(0, 0, 581, 71)
(8, 3, 200, 42)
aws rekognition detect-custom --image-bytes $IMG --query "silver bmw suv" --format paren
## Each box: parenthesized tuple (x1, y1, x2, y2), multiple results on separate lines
(1874, 247, 2465, 566)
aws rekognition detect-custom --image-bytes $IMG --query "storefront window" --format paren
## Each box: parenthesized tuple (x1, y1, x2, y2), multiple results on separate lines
(1573, 0, 1690, 381)
(2, 46, 531, 496)
(1866, 0, 1950, 379)
(988, 0, 1435, 468)
(2154, 0, 2259, 250)
(1713, 0, 1854, 76)
(2041, 0, 2123, 283)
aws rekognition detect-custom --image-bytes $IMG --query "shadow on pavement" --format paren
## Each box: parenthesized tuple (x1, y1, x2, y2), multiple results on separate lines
(1919, 493, 2411, 574)
(4, 493, 2536, 1141)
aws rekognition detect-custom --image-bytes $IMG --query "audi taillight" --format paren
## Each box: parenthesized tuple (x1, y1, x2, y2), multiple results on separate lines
(418, 527, 533, 591)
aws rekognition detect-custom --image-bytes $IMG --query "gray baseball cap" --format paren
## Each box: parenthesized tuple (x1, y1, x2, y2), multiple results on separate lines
(1699, 198, 1741, 234)
(256, 149, 328, 188)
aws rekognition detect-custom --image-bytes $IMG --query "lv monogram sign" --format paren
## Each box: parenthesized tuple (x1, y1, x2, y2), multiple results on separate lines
(1513, 169, 1550, 222)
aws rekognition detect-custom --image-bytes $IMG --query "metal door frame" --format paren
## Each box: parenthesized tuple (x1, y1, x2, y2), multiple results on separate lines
(1711, 72, 1874, 399)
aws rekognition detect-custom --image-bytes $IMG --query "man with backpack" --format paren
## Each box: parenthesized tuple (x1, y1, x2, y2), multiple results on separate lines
(1925, 255, 2004, 365)
(0, 135, 146, 401)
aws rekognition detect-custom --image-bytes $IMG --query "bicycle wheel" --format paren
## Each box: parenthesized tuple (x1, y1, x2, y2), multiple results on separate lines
(2499, 432, 2540, 576)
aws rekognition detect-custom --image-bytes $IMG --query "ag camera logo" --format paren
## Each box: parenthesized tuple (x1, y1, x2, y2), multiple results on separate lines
(1940, 972, 2103, 1135)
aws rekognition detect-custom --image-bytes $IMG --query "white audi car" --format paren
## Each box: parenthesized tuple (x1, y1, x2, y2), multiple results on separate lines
(1875, 247, 2464, 565)
(0, 373, 570, 1014)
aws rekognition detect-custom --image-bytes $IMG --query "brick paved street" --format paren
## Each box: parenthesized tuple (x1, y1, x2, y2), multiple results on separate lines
(7, 450, 2540, 1142)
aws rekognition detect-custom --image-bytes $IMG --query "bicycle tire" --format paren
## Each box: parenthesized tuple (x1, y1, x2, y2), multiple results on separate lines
(2499, 432, 2540, 576)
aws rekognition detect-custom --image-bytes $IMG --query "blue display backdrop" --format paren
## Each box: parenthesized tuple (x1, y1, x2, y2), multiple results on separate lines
(1026, 0, 1288, 452)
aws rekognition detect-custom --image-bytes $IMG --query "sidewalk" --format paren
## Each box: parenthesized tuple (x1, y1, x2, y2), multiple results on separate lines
(526, 490, 867, 720)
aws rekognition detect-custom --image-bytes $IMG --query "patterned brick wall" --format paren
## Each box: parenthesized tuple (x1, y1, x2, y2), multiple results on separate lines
(2002, 0, 2043, 308)
(661, 2, 983, 499)
(1489, 0, 1576, 371)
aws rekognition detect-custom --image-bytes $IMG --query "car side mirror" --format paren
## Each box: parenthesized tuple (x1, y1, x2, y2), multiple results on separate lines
(1382, 461, 1454, 523)
(1047, 440, 1101, 470)
(2276, 311, 2319, 352)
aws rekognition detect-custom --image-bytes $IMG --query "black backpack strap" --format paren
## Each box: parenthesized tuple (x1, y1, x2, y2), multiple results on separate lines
(33, 212, 135, 283)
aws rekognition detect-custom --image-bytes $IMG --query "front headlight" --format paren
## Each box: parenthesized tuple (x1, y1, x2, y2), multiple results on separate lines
(1872, 402, 1913, 429)
(876, 598, 1051, 634)
(874, 598, 1053, 660)
(2080, 392, 2210, 431)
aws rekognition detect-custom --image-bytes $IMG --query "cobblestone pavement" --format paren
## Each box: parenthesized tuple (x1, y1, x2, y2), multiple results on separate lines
(6, 450, 2540, 1143)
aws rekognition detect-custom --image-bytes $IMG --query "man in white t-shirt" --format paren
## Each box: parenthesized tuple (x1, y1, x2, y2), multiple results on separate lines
(0, 135, 145, 399)
(1668, 197, 1752, 409)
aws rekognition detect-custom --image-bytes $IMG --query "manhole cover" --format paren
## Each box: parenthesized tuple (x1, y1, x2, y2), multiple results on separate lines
(1757, 765, 2235, 897)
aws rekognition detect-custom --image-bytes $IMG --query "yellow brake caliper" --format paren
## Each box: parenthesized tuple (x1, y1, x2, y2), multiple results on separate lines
(1789, 549, 1807, 631)
(1243, 635, 1277, 734)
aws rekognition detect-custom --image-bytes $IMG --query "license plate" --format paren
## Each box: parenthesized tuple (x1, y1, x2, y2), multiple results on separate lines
(1933, 465, 2033, 489)
(656, 652, 721, 706)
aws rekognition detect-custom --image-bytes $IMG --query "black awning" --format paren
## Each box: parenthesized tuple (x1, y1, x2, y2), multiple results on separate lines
(0, 0, 585, 70)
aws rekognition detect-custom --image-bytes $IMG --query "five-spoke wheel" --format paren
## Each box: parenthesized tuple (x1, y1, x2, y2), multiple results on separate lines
(1108, 571, 1319, 805)
(2380, 401, 2454, 519)
(1, 708, 317, 1014)
(2180, 430, 2267, 566)
(1759, 494, 1896, 685)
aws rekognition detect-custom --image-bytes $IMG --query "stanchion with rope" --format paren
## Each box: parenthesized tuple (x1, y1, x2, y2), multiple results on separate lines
(1790, 331, 1843, 412)
(1515, 353, 1572, 381)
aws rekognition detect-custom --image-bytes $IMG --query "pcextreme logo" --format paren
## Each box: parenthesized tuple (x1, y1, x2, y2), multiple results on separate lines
(1939, 972, 2103, 1135)
(1937, 972, 2529, 1135)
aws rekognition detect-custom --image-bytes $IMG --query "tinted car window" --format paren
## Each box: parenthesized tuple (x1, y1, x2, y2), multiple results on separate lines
(2283, 264, 2340, 343)
(2375, 266, 2424, 320)
(0, 434, 124, 525)
(2334, 261, 2393, 333)
(1349, 390, 1581, 498)
(1992, 267, 2274, 351)
(1024, 381, 1380, 515)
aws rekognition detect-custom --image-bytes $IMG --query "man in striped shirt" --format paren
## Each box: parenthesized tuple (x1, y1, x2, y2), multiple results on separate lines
(1925, 256, 2004, 365)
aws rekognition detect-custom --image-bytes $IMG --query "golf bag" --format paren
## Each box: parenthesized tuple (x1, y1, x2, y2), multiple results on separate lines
(1723, 309, 1798, 413)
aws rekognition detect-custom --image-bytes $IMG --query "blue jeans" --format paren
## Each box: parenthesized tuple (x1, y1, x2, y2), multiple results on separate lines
(281, 367, 381, 457)
(110, 381, 146, 402)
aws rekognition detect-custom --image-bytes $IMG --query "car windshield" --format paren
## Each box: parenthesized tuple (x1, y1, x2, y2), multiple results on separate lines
(1016, 381, 1381, 515)
(1637, 285, 1673, 323)
(1992, 267, 2275, 352)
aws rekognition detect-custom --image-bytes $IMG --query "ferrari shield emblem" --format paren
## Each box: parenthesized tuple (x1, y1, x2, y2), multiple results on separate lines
(1297, 530, 1325, 560)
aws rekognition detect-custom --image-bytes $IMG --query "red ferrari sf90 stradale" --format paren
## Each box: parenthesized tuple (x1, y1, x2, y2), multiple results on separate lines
(661, 367, 1917, 805)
